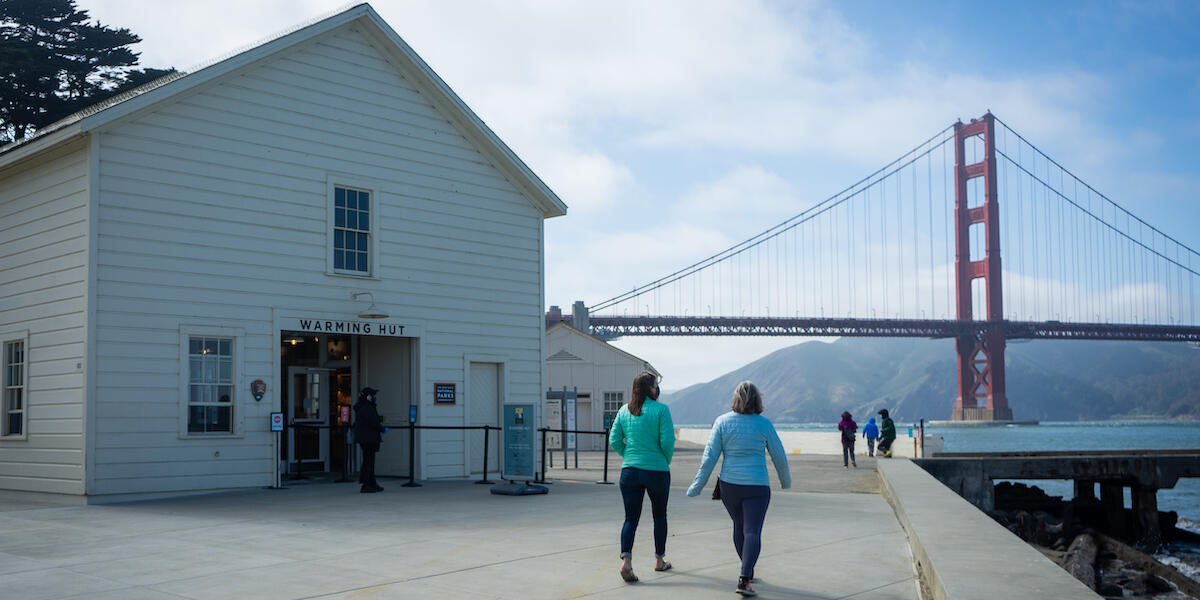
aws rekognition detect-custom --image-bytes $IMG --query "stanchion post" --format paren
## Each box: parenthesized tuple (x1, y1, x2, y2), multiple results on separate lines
(402, 421, 421, 487)
(538, 427, 547, 483)
(574, 433, 579, 469)
(597, 427, 613, 485)
(476, 426, 495, 485)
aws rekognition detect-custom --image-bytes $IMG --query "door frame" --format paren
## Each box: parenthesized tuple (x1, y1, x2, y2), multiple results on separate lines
(462, 354, 508, 478)
(287, 366, 332, 472)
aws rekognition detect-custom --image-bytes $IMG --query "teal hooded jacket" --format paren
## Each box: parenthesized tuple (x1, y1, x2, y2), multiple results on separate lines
(609, 397, 675, 471)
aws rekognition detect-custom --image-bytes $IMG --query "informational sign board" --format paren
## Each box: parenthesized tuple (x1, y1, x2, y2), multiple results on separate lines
(434, 382, 456, 404)
(502, 403, 535, 480)
(270, 412, 284, 432)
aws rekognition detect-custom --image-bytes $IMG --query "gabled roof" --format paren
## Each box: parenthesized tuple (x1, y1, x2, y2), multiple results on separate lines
(0, 3, 567, 218)
(546, 322, 659, 376)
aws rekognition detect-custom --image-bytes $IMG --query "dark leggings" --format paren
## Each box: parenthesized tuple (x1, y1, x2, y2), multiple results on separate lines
(619, 467, 670, 557)
(719, 480, 771, 579)
(842, 439, 856, 466)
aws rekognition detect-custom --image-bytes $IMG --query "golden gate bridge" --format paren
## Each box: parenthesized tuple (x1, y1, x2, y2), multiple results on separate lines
(567, 113, 1200, 422)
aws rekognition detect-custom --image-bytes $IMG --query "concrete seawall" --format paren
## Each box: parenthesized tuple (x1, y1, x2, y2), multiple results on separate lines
(877, 459, 1101, 599)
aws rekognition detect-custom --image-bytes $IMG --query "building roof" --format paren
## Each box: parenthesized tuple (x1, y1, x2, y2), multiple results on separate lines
(546, 322, 659, 376)
(0, 3, 567, 218)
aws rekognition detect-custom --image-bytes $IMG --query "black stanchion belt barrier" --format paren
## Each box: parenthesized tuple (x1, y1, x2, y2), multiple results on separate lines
(538, 427, 614, 485)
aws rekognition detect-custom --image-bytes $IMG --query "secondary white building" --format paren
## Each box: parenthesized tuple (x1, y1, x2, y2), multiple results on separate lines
(544, 309, 658, 451)
(0, 4, 565, 500)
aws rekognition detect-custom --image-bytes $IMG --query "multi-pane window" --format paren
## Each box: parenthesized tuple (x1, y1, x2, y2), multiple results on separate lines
(333, 186, 371, 274)
(603, 391, 623, 430)
(188, 337, 233, 433)
(4, 341, 24, 436)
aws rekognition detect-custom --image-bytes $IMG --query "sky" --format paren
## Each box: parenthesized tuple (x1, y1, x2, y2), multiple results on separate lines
(77, 0, 1200, 391)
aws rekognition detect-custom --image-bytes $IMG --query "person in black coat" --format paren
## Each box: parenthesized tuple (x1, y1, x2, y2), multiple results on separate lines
(354, 387, 387, 493)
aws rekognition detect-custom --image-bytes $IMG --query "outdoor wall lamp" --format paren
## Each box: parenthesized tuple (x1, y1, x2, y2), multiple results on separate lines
(351, 291, 389, 319)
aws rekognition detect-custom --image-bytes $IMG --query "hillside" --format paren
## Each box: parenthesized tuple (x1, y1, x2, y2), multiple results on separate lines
(661, 338, 1200, 425)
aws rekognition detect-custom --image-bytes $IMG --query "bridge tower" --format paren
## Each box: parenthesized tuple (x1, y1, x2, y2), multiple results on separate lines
(952, 113, 1013, 421)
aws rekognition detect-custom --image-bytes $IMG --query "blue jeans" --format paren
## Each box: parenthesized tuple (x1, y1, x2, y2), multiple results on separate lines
(719, 480, 771, 579)
(619, 467, 670, 557)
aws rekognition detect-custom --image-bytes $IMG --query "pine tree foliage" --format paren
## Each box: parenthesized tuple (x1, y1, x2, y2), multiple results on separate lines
(0, 0, 174, 144)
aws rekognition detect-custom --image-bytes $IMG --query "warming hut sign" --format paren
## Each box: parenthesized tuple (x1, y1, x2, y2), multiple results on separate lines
(281, 317, 407, 337)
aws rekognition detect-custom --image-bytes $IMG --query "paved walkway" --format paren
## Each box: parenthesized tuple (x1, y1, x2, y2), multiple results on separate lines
(0, 451, 918, 599)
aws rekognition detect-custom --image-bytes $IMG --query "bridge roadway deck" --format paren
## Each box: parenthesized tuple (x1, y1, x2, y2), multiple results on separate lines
(0, 448, 1098, 599)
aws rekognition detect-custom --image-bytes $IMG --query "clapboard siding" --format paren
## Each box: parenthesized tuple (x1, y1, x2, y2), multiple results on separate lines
(0, 140, 89, 494)
(88, 23, 546, 493)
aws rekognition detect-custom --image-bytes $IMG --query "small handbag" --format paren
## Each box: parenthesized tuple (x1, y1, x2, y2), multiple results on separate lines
(712, 478, 722, 500)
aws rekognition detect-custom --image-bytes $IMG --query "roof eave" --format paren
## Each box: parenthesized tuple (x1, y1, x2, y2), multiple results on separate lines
(355, 7, 567, 219)
(0, 124, 85, 173)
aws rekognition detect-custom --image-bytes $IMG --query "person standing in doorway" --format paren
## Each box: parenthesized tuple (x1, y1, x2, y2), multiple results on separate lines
(862, 416, 880, 457)
(609, 371, 675, 583)
(687, 381, 791, 597)
(877, 409, 897, 458)
(354, 387, 386, 493)
(837, 411, 857, 468)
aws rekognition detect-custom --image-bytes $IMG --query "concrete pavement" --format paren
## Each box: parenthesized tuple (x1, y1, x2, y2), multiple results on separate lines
(0, 449, 919, 599)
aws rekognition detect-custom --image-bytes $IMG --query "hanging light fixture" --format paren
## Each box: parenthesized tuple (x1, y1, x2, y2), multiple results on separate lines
(352, 291, 389, 319)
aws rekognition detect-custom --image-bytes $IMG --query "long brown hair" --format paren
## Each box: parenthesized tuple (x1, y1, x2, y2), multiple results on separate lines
(629, 371, 659, 416)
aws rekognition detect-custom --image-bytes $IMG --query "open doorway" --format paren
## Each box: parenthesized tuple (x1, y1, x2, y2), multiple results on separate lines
(280, 333, 355, 477)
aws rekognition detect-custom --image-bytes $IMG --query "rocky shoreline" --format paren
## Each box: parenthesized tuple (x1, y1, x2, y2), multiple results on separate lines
(989, 482, 1200, 599)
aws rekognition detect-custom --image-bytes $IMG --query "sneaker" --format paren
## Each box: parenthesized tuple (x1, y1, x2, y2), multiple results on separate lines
(843, 465, 848, 469)
(736, 576, 756, 596)
(852, 462, 858, 468)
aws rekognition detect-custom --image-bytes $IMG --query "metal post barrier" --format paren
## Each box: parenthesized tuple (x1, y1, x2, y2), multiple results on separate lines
(476, 426, 495, 485)
(919, 418, 925, 458)
(402, 421, 421, 487)
(538, 427, 548, 483)
(598, 427, 613, 485)
(574, 436, 579, 469)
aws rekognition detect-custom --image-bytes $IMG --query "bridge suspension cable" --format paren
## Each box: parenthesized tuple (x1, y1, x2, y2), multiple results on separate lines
(588, 115, 1199, 332)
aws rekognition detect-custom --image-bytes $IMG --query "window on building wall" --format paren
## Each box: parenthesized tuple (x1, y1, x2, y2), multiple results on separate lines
(603, 391, 623, 428)
(333, 186, 371, 275)
(188, 337, 233, 434)
(3, 340, 25, 437)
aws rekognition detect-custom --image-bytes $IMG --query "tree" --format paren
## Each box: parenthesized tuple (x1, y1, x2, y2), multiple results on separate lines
(0, 0, 174, 144)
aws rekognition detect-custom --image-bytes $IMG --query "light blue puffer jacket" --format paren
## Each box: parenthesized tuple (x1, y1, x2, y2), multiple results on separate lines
(686, 411, 791, 495)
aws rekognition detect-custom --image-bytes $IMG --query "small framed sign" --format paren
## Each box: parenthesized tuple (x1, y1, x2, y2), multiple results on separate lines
(434, 382, 456, 404)
(270, 412, 284, 432)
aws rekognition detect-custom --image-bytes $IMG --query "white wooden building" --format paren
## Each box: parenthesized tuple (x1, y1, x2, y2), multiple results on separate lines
(0, 4, 565, 500)
(545, 318, 658, 451)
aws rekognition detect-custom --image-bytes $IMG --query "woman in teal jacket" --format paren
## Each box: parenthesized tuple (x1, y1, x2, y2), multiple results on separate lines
(609, 370, 675, 582)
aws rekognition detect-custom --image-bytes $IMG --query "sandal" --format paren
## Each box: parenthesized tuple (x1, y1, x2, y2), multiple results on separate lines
(654, 561, 673, 572)
(619, 567, 638, 583)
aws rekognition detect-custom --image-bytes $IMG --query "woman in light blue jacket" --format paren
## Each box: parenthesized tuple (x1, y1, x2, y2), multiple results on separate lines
(687, 381, 790, 597)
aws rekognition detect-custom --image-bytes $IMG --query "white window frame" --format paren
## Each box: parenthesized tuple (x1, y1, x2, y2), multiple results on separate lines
(1, 330, 29, 441)
(602, 390, 624, 429)
(179, 326, 244, 438)
(325, 175, 381, 279)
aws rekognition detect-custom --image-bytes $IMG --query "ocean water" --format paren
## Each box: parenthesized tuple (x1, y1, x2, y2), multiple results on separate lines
(773, 420, 1200, 521)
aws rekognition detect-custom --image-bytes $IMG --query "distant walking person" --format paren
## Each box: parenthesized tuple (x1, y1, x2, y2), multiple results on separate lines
(609, 371, 675, 583)
(354, 387, 387, 493)
(862, 417, 880, 457)
(687, 381, 791, 597)
(837, 411, 857, 468)
(877, 409, 897, 458)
